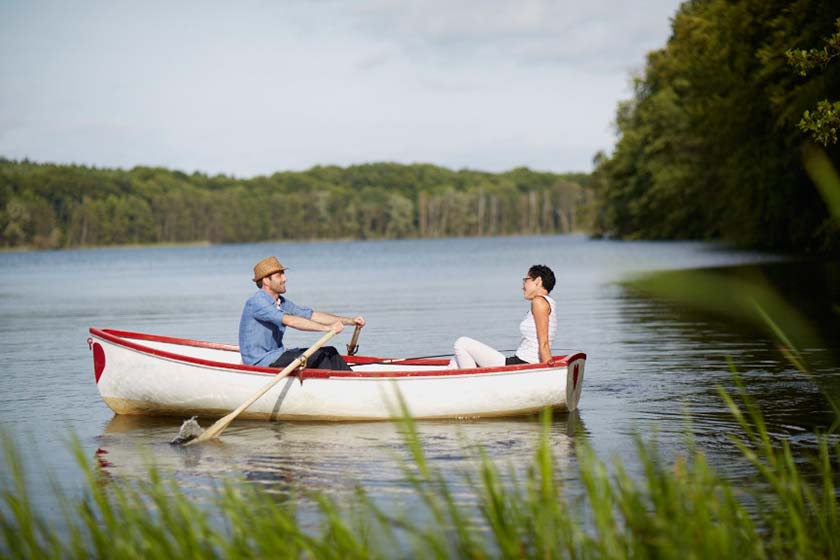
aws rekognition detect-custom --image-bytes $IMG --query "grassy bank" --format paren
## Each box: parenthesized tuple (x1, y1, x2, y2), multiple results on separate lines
(2, 384, 838, 559)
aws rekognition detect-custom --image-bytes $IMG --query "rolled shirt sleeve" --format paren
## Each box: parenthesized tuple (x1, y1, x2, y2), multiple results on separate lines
(280, 298, 314, 320)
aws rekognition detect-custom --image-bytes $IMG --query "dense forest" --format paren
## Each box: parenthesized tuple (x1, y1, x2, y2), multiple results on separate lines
(591, 0, 840, 254)
(0, 159, 591, 249)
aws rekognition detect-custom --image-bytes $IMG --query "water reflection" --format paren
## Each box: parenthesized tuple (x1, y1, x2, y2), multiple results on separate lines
(611, 259, 839, 471)
(96, 412, 586, 498)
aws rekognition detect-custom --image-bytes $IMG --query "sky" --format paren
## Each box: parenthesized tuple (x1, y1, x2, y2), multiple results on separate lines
(0, 0, 684, 178)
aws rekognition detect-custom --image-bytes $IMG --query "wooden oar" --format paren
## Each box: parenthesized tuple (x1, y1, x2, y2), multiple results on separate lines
(346, 324, 361, 356)
(352, 352, 455, 366)
(354, 349, 519, 367)
(368, 354, 452, 365)
(184, 329, 337, 445)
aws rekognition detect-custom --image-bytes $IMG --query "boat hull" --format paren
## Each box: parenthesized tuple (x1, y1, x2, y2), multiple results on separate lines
(89, 328, 586, 421)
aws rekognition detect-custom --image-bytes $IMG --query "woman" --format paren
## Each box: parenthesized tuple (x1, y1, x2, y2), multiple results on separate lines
(448, 264, 557, 368)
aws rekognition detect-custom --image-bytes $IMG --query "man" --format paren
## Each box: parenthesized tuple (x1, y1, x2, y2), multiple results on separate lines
(239, 256, 365, 370)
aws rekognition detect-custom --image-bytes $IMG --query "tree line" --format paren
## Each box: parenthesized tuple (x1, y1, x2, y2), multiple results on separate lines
(0, 159, 591, 249)
(591, 0, 840, 255)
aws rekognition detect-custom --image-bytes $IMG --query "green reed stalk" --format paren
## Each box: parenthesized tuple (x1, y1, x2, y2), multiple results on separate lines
(1, 388, 838, 559)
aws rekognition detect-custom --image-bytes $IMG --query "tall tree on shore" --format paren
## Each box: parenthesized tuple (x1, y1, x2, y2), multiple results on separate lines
(593, 0, 840, 254)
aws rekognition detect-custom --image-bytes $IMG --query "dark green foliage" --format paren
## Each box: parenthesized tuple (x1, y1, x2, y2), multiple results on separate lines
(787, 17, 840, 146)
(593, 0, 840, 254)
(0, 160, 589, 249)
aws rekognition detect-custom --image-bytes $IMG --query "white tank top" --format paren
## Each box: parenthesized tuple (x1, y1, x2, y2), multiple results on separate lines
(515, 295, 557, 363)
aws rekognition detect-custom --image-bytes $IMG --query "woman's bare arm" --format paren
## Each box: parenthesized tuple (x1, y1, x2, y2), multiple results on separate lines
(532, 296, 552, 363)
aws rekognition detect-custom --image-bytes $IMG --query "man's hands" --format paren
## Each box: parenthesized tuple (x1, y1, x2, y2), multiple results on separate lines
(330, 316, 364, 333)
(311, 311, 365, 330)
(284, 312, 364, 334)
(332, 315, 364, 333)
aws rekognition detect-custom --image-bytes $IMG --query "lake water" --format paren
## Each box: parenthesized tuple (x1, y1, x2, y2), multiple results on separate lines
(0, 235, 837, 522)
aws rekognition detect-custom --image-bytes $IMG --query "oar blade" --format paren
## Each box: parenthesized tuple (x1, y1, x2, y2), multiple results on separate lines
(182, 412, 235, 446)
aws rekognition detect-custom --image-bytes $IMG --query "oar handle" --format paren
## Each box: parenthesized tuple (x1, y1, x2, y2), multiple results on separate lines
(187, 329, 337, 445)
(346, 324, 361, 356)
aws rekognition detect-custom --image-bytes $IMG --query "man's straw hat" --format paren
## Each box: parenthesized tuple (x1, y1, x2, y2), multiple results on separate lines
(253, 256, 286, 282)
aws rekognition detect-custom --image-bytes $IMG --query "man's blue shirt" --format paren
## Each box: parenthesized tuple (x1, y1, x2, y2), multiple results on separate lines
(239, 290, 313, 366)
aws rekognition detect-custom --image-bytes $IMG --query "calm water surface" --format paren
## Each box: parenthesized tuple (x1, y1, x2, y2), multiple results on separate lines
(0, 235, 837, 520)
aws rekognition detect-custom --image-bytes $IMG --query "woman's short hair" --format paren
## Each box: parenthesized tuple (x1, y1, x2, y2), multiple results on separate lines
(528, 264, 555, 292)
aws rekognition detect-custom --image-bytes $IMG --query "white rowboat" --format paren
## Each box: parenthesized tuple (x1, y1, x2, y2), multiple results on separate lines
(88, 328, 586, 421)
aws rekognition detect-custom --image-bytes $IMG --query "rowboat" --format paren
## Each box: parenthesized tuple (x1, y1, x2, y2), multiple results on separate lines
(88, 328, 587, 421)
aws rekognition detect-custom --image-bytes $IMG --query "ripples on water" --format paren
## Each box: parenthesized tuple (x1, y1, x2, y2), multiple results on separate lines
(0, 236, 836, 520)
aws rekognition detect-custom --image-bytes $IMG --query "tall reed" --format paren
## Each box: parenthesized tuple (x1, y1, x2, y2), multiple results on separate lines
(2, 384, 838, 559)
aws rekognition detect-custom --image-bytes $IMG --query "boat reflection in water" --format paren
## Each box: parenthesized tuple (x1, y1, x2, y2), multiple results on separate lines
(96, 412, 586, 500)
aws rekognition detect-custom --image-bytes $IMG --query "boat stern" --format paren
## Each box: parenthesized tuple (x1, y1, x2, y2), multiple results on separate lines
(564, 355, 586, 412)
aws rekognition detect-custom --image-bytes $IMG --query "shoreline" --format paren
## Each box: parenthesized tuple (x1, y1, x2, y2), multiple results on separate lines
(0, 231, 596, 254)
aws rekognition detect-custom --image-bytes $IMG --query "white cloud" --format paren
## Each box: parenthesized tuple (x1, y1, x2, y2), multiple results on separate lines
(346, 0, 677, 71)
(0, 0, 683, 176)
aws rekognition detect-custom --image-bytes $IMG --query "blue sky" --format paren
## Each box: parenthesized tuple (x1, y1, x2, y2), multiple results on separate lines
(0, 0, 683, 177)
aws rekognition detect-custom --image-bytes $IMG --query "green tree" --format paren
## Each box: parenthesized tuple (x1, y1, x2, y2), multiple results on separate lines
(0, 158, 591, 249)
(2, 197, 30, 246)
(593, 0, 840, 254)
(786, 18, 840, 145)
